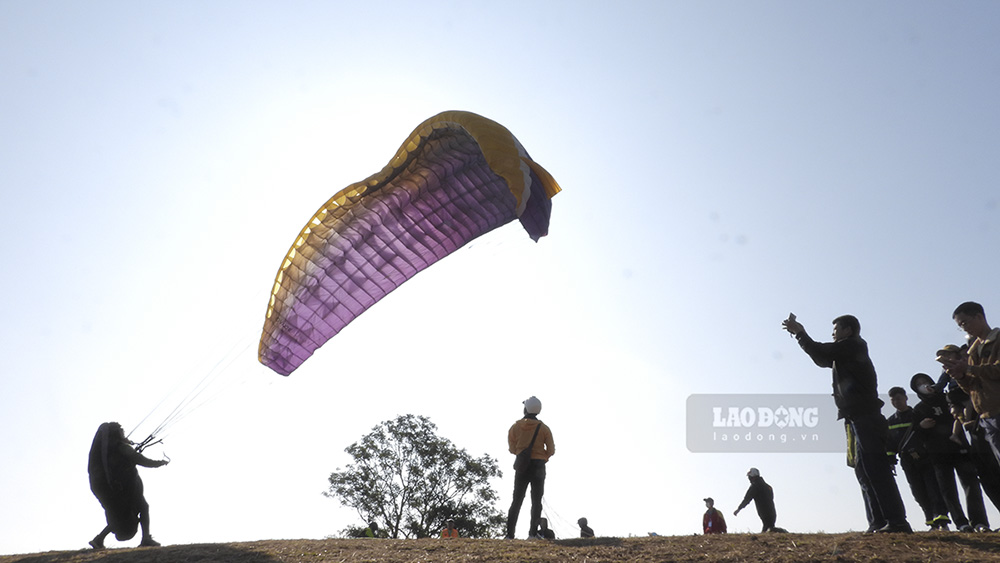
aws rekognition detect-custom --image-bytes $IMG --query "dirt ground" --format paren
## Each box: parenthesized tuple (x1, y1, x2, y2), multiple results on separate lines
(4, 532, 1000, 563)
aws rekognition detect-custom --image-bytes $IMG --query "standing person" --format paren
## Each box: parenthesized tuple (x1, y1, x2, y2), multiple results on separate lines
(943, 302, 1000, 465)
(505, 396, 555, 539)
(934, 344, 967, 393)
(886, 386, 949, 530)
(781, 313, 911, 533)
(949, 387, 1000, 513)
(733, 468, 776, 532)
(88, 422, 169, 549)
(910, 373, 989, 532)
(703, 498, 727, 534)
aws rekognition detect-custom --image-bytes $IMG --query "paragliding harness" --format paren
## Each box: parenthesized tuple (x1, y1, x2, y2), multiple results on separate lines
(513, 423, 542, 474)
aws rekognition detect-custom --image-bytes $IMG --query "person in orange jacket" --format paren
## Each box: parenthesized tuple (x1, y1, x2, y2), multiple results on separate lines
(505, 396, 555, 539)
(440, 518, 459, 538)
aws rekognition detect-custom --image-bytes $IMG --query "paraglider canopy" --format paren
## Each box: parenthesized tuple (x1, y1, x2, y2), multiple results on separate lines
(258, 111, 561, 376)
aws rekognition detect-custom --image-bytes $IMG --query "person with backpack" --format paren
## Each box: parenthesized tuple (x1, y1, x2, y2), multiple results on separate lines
(702, 497, 727, 534)
(87, 422, 169, 549)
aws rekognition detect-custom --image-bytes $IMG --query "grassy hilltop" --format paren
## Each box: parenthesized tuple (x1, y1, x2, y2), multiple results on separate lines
(4, 533, 1000, 563)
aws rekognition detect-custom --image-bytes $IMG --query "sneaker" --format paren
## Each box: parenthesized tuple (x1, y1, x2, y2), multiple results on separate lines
(875, 523, 913, 534)
(139, 536, 161, 547)
(975, 525, 991, 533)
(864, 522, 888, 534)
(959, 524, 974, 533)
(89, 537, 105, 550)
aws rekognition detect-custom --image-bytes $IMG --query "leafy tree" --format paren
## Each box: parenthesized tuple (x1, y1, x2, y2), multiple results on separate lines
(325, 414, 505, 538)
(336, 524, 385, 538)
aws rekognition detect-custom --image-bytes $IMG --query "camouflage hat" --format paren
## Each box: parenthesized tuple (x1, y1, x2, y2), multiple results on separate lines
(936, 344, 962, 360)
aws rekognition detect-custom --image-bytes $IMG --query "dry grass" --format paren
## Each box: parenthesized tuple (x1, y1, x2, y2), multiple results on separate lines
(4, 532, 1000, 563)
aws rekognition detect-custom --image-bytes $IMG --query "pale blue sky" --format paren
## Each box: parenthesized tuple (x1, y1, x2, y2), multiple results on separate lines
(2, 0, 1000, 554)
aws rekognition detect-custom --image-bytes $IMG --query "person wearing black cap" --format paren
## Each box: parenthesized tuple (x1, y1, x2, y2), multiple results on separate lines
(505, 396, 555, 539)
(782, 313, 911, 533)
(702, 498, 727, 534)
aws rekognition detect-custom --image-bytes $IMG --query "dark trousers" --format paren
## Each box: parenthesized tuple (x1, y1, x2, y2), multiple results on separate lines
(979, 416, 1000, 467)
(932, 452, 988, 528)
(756, 504, 776, 532)
(900, 455, 946, 524)
(506, 460, 545, 538)
(849, 413, 908, 528)
(970, 427, 1000, 512)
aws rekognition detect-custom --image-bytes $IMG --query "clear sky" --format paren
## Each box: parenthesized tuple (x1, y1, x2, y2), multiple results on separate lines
(2, 0, 1000, 554)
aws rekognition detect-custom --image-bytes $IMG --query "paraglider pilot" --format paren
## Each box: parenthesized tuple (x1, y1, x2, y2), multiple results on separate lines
(88, 422, 169, 549)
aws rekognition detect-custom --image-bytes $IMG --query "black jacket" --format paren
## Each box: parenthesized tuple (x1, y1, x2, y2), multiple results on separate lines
(737, 476, 775, 516)
(913, 391, 967, 457)
(887, 408, 928, 463)
(796, 333, 883, 419)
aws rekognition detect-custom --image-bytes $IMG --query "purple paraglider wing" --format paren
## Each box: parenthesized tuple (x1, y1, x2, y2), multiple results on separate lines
(259, 111, 561, 375)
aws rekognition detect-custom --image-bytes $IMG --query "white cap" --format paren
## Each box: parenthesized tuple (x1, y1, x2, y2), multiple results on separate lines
(747, 467, 760, 477)
(523, 396, 542, 414)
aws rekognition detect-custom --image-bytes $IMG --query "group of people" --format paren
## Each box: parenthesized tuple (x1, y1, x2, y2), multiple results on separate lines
(89, 299, 998, 545)
(885, 302, 1000, 532)
(87, 393, 567, 548)
(779, 301, 1000, 534)
(707, 301, 999, 536)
